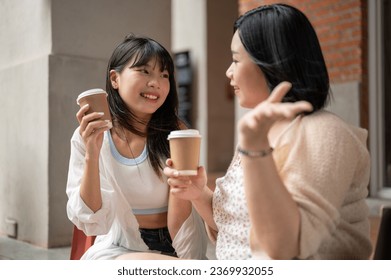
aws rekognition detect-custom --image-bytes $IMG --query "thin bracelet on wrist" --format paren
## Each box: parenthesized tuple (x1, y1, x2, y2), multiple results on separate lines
(237, 146, 274, 158)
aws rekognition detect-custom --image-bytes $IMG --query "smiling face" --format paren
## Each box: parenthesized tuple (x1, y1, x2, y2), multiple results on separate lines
(110, 57, 170, 120)
(226, 31, 270, 108)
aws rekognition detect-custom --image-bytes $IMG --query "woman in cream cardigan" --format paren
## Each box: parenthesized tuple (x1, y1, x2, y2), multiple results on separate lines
(164, 3, 372, 260)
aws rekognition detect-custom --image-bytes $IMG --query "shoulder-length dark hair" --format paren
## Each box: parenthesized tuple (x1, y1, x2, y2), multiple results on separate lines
(234, 3, 330, 111)
(106, 34, 180, 177)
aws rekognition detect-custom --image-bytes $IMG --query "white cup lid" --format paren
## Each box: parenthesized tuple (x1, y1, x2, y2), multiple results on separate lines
(167, 129, 201, 140)
(76, 88, 107, 105)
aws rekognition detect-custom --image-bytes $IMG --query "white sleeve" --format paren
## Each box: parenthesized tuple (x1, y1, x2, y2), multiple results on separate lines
(66, 128, 115, 236)
(172, 209, 208, 259)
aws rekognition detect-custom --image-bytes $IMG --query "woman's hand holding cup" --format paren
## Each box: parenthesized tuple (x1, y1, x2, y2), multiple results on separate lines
(164, 158, 207, 201)
(76, 89, 113, 158)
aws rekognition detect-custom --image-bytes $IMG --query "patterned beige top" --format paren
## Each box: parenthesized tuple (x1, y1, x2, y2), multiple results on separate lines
(212, 110, 372, 260)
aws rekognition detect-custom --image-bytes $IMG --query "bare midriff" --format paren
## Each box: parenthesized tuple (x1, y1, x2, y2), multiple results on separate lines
(135, 212, 168, 229)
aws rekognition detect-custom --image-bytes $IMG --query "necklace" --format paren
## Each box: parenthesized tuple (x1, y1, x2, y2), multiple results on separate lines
(120, 126, 137, 160)
(120, 126, 143, 178)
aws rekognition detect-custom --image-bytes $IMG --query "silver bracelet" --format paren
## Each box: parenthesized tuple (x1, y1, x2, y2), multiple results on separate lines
(237, 146, 274, 158)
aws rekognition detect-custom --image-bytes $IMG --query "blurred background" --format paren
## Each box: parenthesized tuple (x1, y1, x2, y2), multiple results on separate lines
(0, 0, 390, 258)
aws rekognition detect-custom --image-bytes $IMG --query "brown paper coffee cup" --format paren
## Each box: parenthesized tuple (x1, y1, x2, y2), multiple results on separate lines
(76, 88, 112, 128)
(167, 129, 201, 176)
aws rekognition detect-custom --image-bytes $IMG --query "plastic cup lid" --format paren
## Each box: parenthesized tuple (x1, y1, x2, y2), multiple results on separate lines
(76, 88, 107, 105)
(167, 129, 201, 140)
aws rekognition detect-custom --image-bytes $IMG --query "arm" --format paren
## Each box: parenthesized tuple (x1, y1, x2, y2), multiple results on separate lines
(66, 105, 113, 235)
(167, 187, 192, 239)
(79, 151, 103, 212)
(238, 82, 313, 259)
(191, 185, 216, 232)
(76, 104, 111, 212)
(66, 128, 114, 235)
(165, 163, 217, 233)
(240, 149, 300, 259)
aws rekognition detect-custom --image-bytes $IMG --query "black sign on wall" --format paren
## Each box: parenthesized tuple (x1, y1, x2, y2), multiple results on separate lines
(174, 51, 192, 128)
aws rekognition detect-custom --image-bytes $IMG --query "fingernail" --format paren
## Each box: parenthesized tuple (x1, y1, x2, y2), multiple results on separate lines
(105, 120, 113, 129)
(173, 171, 179, 177)
(82, 104, 89, 108)
(97, 112, 104, 116)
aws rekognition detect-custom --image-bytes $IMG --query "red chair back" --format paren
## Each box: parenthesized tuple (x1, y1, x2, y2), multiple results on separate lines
(70, 226, 96, 260)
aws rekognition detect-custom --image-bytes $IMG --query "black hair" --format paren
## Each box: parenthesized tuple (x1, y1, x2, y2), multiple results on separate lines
(234, 3, 330, 111)
(106, 34, 180, 177)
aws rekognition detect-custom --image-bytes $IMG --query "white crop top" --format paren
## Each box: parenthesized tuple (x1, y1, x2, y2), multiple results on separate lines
(107, 131, 169, 215)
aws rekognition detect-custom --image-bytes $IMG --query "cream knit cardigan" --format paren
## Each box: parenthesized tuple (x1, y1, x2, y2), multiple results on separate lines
(275, 110, 372, 259)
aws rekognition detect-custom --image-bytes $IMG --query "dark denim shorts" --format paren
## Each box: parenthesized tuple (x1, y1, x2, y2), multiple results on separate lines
(139, 227, 177, 257)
